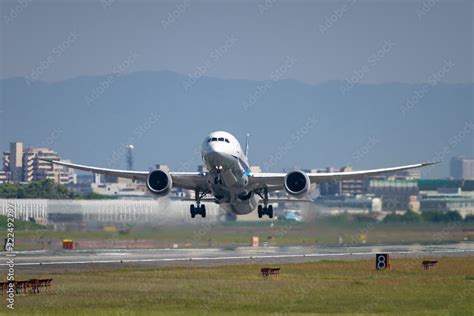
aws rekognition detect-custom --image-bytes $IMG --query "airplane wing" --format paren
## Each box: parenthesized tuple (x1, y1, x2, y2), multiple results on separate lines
(248, 161, 437, 192)
(39, 159, 208, 191)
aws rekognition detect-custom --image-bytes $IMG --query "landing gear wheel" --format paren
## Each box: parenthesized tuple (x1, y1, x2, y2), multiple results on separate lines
(191, 190, 209, 219)
(257, 188, 272, 219)
(268, 205, 273, 219)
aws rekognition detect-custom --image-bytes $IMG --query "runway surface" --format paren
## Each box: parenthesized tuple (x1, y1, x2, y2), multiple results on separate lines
(1, 242, 473, 272)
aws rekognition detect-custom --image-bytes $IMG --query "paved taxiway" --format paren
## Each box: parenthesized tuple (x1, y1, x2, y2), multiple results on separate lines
(1, 242, 472, 272)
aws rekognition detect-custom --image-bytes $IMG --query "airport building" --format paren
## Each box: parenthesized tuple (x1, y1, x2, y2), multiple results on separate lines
(317, 165, 420, 197)
(23, 148, 75, 184)
(65, 174, 95, 193)
(250, 165, 262, 173)
(0, 171, 8, 184)
(9, 142, 23, 182)
(318, 167, 365, 196)
(90, 182, 148, 197)
(417, 179, 474, 218)
(338, 167, 365, 195)
(2, 142, 75, 184)
(314, 195, 381, 214)
(419, 192, 474, 218)
(366, 179, 419, 211)
(389, 169, 421, 180)
(450, 156, 474, 180)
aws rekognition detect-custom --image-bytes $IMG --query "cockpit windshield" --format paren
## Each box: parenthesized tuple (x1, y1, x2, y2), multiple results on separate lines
(208, 137, 230, 143)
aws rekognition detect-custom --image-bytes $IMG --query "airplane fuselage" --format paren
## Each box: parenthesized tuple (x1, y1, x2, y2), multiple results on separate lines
(201, 131, 258, 214)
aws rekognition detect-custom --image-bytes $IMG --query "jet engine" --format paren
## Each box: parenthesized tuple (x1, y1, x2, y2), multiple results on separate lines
(284, 170, 310, 196)
(146, 169, 172, 196)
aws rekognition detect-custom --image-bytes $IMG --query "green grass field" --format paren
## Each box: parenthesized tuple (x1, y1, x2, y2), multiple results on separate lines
(4, 256, 474, 315)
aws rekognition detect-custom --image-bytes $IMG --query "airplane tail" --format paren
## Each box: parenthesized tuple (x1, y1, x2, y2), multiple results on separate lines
(245, 133, 250, 158)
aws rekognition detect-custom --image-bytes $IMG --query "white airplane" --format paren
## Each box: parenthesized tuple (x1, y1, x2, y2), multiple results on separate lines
(43, 131, 436, 219)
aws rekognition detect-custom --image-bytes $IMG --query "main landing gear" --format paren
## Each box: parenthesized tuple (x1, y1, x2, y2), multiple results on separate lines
(257, 188, 273, 219)
(190, 204, 206, 218)
(258, 205, 273, 219)
(190, 190, 207, 218)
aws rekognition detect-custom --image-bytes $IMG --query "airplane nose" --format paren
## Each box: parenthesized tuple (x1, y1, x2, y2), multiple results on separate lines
(204, 151, 220, 171)
(208, 141, 217, 150)
(204, 148, 233, 171)
(207, 140, 224, 153)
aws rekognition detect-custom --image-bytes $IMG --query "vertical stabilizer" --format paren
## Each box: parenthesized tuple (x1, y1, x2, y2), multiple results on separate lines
(245, 133, 250, 158)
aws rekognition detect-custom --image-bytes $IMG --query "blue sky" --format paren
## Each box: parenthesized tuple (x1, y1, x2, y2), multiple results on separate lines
(1, 0, 472, 84)
(0, 1, 472, 178)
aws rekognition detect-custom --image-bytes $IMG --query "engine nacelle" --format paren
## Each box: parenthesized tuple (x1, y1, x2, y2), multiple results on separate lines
(146, 169, 172, 196)
(284, 170, 310, 196)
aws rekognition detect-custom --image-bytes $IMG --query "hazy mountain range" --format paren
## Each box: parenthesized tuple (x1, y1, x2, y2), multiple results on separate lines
(1, 71, 472, 178)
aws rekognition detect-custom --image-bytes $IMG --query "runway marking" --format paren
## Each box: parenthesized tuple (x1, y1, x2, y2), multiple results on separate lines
(97, 253, 131, 256)
(0, 249, 471, 266)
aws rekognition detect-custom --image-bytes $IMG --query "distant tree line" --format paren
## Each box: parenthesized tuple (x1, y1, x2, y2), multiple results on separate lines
(323, 210, 471, 224)
(382, 210, 467, 224)
(0, 180, 116, 200)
